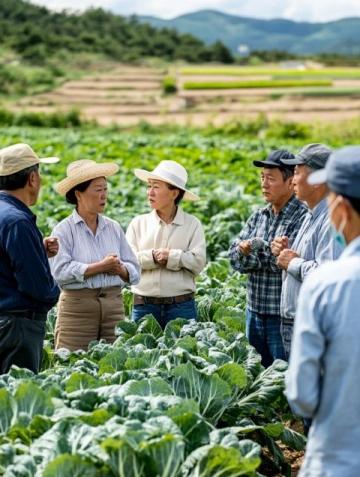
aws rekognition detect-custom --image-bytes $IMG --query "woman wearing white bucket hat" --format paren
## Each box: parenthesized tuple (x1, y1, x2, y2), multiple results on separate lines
(126, 160, 206, 328)
(49, 159, 140, 351)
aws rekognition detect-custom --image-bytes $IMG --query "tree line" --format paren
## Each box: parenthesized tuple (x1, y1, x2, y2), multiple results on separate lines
(0, 0, 234, 64)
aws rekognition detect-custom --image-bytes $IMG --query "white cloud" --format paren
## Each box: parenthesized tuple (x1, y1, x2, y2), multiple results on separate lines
(30, 0, 360, 22)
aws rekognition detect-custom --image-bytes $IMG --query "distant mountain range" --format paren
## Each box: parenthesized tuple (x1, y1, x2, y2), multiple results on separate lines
(138, 10, 360, 55)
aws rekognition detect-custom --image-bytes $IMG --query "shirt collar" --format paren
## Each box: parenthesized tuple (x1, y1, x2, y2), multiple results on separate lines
(151, 207, 185, 225)
(263, 194, 299, 217)
(0, 191, 35, 219)
(72, 209, 107, 231)
(309, 197, 327, 219)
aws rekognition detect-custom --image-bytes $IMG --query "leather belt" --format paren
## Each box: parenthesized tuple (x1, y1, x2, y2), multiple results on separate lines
(134, 293, 194, 305)
(0, 310, 48, 321)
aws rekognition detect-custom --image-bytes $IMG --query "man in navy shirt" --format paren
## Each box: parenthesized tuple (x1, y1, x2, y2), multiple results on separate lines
(0, 143, 60, 374)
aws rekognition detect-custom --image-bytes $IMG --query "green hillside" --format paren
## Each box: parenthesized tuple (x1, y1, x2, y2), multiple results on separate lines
(0, 0, 233, 64)
(139, 10, 360, 55)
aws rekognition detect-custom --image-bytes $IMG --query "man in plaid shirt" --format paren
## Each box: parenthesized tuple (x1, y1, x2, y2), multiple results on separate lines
(229, 150, 307, 367)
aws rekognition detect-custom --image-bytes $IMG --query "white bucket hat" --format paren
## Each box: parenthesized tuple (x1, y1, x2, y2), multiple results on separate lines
(0, 143, 59, 176)
(134, 160, 199, 201)
(55, 159, 119, 196)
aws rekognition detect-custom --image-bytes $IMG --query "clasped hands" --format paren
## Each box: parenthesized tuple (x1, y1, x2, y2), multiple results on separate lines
(271, 236, 299, 270)
(101, 254, 128, 276)
(152, 248, 169, 267)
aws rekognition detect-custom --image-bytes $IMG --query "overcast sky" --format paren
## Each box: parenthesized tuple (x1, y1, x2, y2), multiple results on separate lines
(30, 0, 360, 22)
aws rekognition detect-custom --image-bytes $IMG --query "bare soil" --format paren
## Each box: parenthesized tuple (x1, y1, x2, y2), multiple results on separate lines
(7, 65, 360, 126)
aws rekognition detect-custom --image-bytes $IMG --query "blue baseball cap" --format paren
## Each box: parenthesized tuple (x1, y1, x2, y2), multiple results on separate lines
(308, 145, 360, 199)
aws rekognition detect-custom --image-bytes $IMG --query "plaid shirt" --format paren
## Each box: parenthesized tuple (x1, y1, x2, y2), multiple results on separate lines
(229, 195, 307, 316)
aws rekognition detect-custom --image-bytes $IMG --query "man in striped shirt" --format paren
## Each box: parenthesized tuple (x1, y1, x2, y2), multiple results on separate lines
(229, 150, 307, 367)
(272, 144, 342, 361)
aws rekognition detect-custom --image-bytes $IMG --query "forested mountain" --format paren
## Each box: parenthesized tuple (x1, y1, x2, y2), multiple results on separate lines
(139, 10, 360, 55)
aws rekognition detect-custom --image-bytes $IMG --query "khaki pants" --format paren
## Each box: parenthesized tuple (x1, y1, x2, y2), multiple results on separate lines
(55, 286, 124, 351)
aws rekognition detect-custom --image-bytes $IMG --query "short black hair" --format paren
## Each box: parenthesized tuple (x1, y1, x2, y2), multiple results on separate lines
(263, 166, 294, 182)
(280, 167, 295, 181)
(167, 184, 185, 205)
(65, 179, 93, 205)
(343, 194, 360, 215)
(0, 164, 39, 190)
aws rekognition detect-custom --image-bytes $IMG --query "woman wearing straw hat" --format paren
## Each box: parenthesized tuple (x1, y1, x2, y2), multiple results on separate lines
(50, 159, 140, 351)
(126, 160, 206, 328)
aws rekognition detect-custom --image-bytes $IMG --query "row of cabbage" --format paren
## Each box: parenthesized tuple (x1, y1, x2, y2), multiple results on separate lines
(0, 312, 305, 477)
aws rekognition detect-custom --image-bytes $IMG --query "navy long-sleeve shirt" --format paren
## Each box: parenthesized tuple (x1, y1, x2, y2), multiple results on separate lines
(0, 192, 60, 313)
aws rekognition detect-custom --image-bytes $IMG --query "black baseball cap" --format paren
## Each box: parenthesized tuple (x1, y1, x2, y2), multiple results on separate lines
(253, 149, 295, 169)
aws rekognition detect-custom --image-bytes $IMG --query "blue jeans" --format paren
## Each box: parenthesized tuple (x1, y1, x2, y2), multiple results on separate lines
(132, 298, 197, 329)
(246, 308, 285, 368)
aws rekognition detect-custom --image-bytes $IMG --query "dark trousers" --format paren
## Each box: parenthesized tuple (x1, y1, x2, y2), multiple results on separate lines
(280, 317, 294, 361)
(0, 316, 46, 375)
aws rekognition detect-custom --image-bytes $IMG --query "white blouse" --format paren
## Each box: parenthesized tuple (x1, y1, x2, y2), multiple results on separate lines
(126, 208, 206, 297)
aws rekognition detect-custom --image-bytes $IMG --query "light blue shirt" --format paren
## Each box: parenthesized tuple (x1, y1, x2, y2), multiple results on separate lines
(286, 236, 360, 477)
(50, 209, 140, 289)
(281, 198, 342, 320)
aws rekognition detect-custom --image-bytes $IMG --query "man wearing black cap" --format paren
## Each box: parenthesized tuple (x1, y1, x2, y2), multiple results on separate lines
(271, 144, 342, 361)
(229, 150, 307, 367)
(286, 146, 360, 477)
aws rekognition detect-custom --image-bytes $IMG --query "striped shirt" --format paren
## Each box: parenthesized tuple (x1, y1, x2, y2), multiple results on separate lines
(281, 198, 342, 320)
(229, 195, 307, 316)
(49, 209, 140, 290)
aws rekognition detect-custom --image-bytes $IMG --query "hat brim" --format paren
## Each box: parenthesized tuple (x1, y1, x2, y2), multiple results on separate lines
(55, 163, 119, 196)
(280, 157, 305, 166)
(134, 169, 200, 201)
(253, 160, 279, 168)
(39, 157, 59, 164)
(253, 160, 294, 168)
(308, 168, 327, 185)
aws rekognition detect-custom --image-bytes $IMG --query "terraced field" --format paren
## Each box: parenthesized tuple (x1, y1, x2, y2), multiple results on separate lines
(10, 65, 360, 125)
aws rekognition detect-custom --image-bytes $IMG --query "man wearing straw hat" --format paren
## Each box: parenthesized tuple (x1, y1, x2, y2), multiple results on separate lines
(126, 160, 206, 328)
(0, 143, 60, 374)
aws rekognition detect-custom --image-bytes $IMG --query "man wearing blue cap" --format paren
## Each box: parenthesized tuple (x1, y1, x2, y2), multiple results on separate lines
(271, 144, 342, 361)
(286, 146, 360, 477)
(229, 150, 307, 367)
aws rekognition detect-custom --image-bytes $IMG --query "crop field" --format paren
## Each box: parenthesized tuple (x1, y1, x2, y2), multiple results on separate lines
(180, 67, 360, 79)
(0, 120, 359, 476)
(182, 79, 333, 90)
(3, 64, 360, 127)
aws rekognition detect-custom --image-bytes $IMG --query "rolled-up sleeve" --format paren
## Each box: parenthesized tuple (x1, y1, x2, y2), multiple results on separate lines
(118, 227, 141, 285)
(50, 227, 88, 286)
(285, 273, 325, 418)
(167, 219, 206, 275)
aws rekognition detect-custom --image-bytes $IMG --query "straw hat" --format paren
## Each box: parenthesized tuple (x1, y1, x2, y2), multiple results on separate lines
(0, 143, 59, 176)
(55, 159, 119, 196)
(134, 160, 199, 201)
